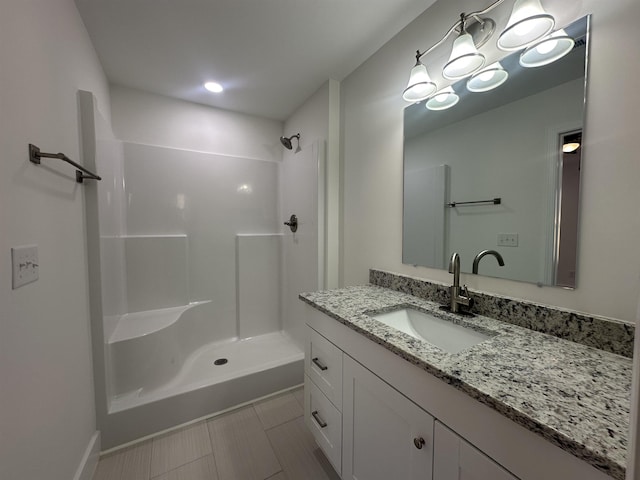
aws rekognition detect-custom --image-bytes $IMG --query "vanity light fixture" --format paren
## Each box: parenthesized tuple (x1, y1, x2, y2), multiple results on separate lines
(426, 86, 459, 111)
(466, 62, 509, 92)
(443, 14, 486, 80)
(519, 29, 575, 67)
(402, 0, 559, 104)
(497, 0, 555, 51)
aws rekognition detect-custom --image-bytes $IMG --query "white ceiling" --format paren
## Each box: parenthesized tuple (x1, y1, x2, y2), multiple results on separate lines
(75, 0, 435, 121)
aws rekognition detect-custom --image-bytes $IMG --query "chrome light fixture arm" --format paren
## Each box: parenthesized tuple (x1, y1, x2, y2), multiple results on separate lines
(414, 0, 508, 62)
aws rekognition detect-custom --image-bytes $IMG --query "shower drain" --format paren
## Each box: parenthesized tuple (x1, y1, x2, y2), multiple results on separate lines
(213, 358, 228, 366)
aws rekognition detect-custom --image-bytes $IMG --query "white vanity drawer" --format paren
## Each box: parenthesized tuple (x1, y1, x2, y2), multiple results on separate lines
(305, 326, 343, 410)
(305, 374, 342, 475)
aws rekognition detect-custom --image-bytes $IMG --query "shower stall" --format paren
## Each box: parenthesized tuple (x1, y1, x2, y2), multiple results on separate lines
(80, 91, 322, 448)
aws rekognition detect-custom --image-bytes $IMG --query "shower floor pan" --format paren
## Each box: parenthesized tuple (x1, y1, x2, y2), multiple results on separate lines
(102, 331, 303, 449)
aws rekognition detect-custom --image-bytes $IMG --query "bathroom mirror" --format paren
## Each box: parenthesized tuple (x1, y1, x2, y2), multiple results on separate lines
(402, 15, 589, 288)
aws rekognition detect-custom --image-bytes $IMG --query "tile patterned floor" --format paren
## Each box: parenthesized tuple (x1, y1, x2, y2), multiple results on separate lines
(92, 387, 340, 480)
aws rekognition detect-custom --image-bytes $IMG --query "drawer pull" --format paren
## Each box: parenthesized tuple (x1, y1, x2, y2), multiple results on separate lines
(311, 410, 328, 428)
(312, 357, 328, 371)
(413, 437, 425, 449)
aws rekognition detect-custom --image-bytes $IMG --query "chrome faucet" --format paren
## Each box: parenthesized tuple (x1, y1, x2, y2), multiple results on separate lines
(472, 249, 505, 274)
(448, 252, 472, 313)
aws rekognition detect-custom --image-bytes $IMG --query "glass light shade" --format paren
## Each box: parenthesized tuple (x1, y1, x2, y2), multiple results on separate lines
(403, 62, 437, 102)
(426, 87, 459, 111)
(497, 0, 555, 51)
(466, 62, 509, 92)
(519, 29, 575, 67)
(442, 32, 485, 80)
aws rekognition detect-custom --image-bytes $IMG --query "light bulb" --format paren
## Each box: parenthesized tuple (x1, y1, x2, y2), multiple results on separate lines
(466, 62, 509, 93)
(520, 29, 575, 68)
(478, 70, 495, 82)
(426, 87, 459, 111)
(536, 38, 558, 54)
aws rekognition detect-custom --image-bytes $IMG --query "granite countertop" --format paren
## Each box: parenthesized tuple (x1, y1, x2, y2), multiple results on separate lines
(299, 285, 632, 480)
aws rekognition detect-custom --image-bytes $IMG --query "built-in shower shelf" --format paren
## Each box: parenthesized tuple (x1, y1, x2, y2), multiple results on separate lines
(109, 301, 211, 344)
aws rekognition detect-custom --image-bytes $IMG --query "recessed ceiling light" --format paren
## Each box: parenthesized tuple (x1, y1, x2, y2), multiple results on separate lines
(204, 82, 223, 93)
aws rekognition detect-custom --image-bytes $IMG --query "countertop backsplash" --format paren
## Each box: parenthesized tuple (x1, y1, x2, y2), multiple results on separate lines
(369, 269, 635, 358)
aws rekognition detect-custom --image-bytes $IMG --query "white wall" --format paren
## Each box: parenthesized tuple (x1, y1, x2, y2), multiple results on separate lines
(282, 79, 341, 290)
(0, 1, 110, 479)
(111, 85, 282, 161)
(341, 0, 640, 323)
(280, 80, 337, 347)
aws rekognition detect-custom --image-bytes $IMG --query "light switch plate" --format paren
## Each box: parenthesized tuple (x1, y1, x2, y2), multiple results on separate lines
(12, 245, 39, 289)
(497, 233, 518, 247)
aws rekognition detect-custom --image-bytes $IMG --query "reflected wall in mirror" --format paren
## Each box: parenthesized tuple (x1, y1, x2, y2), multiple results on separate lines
(402, 16, 589, 288)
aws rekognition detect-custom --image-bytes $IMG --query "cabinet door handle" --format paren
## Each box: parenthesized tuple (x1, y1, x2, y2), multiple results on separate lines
(413, 437, 425, 449)
(311, 410, 328, 428)
(312, 357, 328, 371)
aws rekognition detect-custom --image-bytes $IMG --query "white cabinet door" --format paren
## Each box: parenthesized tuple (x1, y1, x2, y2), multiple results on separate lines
(342, 355, 434, 480)
(434, 422, 518, 480)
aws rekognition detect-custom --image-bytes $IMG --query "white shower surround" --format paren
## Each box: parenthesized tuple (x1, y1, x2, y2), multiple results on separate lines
(80, 92, 307, 448)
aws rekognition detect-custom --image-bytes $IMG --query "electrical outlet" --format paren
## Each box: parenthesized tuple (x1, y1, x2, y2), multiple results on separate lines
(12, 245, 39, 289)
(497, 233, 518, 247)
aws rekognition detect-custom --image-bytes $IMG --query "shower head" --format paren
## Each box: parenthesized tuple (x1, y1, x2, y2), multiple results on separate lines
(280, 133, 300, 150)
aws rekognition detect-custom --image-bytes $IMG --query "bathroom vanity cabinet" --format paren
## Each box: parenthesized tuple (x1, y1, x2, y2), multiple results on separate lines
(433, 422, 517, 480)
(306, 322, 516, 480)
(303, 303, 614, 480)
(342, 356, 434, 480)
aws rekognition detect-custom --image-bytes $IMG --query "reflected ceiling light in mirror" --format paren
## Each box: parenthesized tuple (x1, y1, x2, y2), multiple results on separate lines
(519, 29, 575, 67)
(426, 87, 459, 111)
(443, 14, 486, 80)
(403, 52, 437, 102)
(204, 81, 223, 93)
(237, 183, 253, 194)
(466, 62, 509, 92)
(562, 142, 580, 153)
(497, 0, 555, 51)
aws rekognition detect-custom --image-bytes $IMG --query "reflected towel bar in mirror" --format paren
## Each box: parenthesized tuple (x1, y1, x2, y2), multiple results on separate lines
(446, 197, 501, 208)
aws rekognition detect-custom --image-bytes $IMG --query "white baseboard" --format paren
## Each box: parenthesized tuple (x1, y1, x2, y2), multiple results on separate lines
(73, 431, 101, 480)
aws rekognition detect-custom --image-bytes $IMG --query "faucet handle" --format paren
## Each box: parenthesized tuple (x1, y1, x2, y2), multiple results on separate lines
(459, 285, 475, 311)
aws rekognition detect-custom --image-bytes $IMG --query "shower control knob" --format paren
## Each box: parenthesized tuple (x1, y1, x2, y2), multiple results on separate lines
(284, 214, 298, 233)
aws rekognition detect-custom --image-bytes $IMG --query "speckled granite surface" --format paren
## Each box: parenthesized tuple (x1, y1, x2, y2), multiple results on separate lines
(370, 269, 635, 357)
(299, 285, 632, 480)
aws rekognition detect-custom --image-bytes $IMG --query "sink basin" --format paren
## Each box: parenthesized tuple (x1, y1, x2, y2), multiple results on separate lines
(371, 307, 491, 354)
